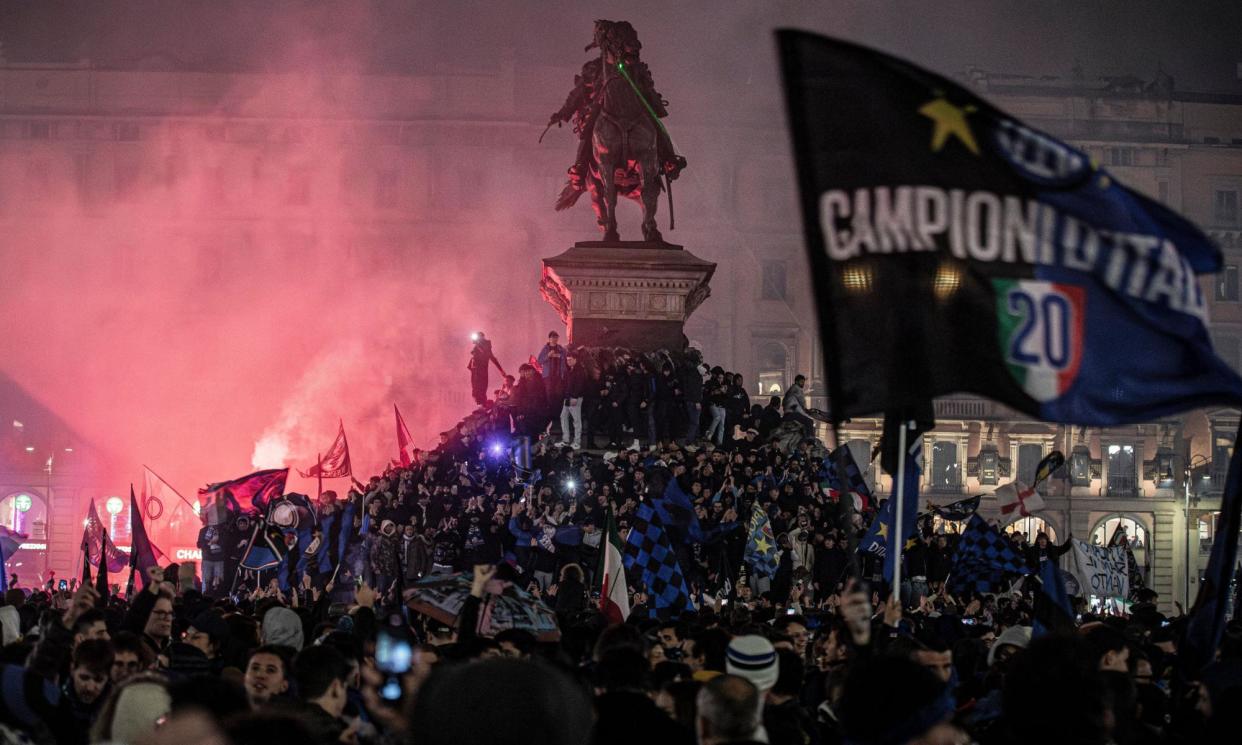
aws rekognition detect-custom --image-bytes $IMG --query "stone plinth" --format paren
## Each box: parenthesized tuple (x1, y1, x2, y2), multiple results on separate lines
(540, 241, 716, 351)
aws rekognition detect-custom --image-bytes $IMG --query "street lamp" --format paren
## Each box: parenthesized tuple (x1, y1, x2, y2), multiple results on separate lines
(105, 496, 124, 538)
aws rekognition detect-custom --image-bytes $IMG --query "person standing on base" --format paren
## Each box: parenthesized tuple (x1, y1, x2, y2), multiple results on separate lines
(469, 332, 506, 407)
(560, 351, 588, 449)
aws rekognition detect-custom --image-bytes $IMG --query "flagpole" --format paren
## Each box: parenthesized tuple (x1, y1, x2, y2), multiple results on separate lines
(892, 419, 909, 596)
(317, 452, 323, 500)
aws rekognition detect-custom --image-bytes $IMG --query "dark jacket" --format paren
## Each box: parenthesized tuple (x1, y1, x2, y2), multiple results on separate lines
(592, 691, 694, 745)
(681, 366, 704, 404)
(0, 619, 85, 745)
(563, 364, 590, 400)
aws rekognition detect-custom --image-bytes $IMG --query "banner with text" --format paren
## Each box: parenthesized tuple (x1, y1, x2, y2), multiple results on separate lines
(1065, 539, 1129, 599)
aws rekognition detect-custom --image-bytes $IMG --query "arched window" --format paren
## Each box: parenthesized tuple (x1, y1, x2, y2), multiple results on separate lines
(0, 491, 45, 539)
(1005, 516, 1058, 544)
(755, 341, 789, 397)
(1091, 514, 1150, 569)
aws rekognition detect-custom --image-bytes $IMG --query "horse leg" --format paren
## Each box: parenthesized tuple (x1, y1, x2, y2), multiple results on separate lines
(638, 124, 662, 243)
(594, 123, 621, 242)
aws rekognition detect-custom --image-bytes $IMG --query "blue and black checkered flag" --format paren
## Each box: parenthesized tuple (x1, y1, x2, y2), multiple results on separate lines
(823, 444, 874, 501)
(948, 514, 1028, 595)
(623, 501, 694, 619)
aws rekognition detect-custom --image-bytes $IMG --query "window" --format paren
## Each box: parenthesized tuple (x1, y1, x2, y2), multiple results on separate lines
(1217, 266, 1239, 301)
(1106, 444, 1137, 497)
(1212, 428, 1235, 484)
(1105, 147, 1135, 166)
(755, 341, 788, 396)
(930, 442, 961, 490)
(1216, 189, 1239, 225)
(761, 261, 787, 300)
(1017, 443, 1043, 485)
(375, 169, 399, 209)
(978, 446, 999, 486)
(1069, 444, 1092, 486)
(1091, 515, 1149, 570)
(1005, 516, 1057, 544)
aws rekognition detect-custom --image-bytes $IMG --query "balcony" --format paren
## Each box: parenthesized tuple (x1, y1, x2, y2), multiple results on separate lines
(1106, 475, 1139, 498)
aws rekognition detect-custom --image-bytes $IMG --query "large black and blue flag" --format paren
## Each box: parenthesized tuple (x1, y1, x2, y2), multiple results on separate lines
(623, 501, 694, 619)
(779, 30, 1242, 674)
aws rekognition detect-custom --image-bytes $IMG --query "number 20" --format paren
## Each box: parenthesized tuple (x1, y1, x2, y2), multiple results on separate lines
(1008, 290, 1071, 369)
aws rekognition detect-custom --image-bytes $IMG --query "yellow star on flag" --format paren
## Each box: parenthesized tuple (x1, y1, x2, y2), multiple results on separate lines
(918, 97, 980, 156)
(755, 536, 772, 554)
(876, 521, 889, 539)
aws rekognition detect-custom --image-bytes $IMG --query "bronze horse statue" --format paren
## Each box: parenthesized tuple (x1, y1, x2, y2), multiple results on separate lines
(588, 57, 662, 243)
(551, 21, 681, 243)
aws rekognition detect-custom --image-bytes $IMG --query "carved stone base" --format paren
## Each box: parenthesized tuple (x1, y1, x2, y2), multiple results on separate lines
(540, 241, 716, 351)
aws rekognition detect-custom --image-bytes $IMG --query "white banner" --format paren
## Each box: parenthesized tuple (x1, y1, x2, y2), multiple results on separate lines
(1064, 539, 1129, 599)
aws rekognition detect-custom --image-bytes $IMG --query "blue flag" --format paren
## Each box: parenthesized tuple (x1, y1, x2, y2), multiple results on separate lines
(744, 504, 779, 578)
(1183, 427, 1242, 674)
(656, 476, 735, 544)
(1033, 556, 1075, 638)
(623, 502, 693, 619)
(858, 434, 922, 582)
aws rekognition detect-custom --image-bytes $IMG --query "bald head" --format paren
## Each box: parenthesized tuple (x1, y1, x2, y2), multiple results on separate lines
(696, 675, 760, 745)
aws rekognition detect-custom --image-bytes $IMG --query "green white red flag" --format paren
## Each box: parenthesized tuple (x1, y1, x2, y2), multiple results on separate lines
(598, 507, 630, 624)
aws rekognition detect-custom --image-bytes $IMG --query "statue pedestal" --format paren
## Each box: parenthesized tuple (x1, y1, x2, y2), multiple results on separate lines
(540, 241, 716, 351)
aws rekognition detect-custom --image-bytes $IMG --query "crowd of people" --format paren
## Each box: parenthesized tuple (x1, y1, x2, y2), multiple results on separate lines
(1, 340, 1241, 745)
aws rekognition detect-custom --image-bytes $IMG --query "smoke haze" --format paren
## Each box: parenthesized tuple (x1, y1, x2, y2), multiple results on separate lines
(2, 0, 1239, 500)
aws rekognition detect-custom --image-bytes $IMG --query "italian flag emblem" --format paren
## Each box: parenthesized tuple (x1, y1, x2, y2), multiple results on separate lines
(598, 507, 630, 624)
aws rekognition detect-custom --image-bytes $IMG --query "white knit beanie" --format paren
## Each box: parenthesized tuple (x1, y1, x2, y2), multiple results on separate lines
(987, 624, 1032, 667)
(725, 634, 779, 693)
(109, 682, 171, 744)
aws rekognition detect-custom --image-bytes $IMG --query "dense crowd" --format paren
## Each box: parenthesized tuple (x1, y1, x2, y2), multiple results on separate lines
(1, 340, 1241, 745)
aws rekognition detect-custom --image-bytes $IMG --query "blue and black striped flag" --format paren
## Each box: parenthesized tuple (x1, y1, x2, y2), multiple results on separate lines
(623, 502, 693, 619)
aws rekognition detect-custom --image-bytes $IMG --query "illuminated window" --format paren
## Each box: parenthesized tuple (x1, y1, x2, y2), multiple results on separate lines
(1005, 516, 1057, 543)
(1106, 444, 1137, 497)
(930, 442, 961, 490)
(1091, 514, 1149, 569)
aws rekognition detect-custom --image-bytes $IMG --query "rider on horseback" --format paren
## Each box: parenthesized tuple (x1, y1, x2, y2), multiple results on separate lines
(550, 20, 687, 198)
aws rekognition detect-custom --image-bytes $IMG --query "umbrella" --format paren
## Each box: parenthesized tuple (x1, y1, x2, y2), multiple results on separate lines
(403, 571, 561, 641)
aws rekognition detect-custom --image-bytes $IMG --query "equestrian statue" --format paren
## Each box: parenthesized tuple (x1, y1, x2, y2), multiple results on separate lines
(547, 20, 687, 243)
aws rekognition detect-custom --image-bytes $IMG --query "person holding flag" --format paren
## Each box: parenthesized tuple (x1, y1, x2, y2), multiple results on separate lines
(596, 506, 630, 624)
